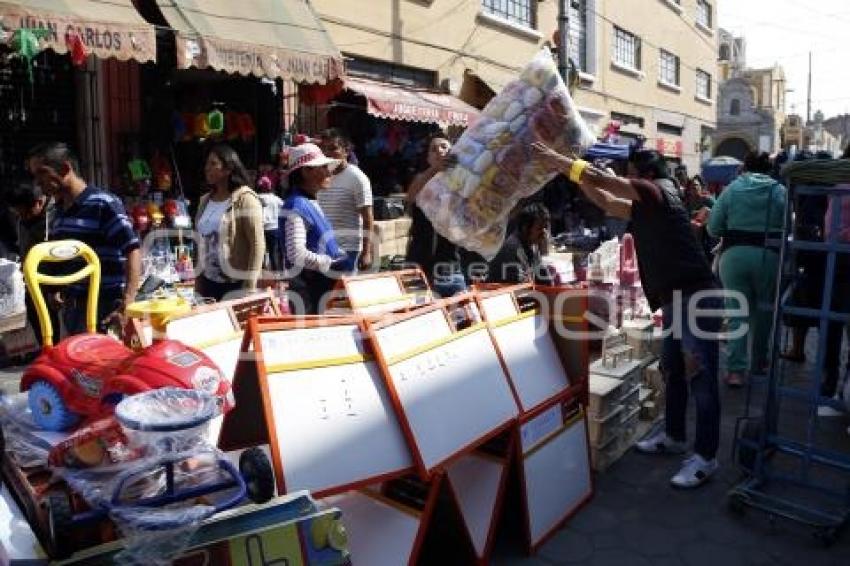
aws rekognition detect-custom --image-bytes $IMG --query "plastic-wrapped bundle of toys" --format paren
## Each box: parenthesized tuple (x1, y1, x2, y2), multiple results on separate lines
(417, 49, 596, 258)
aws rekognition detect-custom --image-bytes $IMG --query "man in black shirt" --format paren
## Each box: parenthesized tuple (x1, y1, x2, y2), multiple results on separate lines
(534, 142, 721, 489)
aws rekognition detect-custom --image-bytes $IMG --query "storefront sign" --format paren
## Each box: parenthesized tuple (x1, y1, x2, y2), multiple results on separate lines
(346, 77, 478, 127)
(177, 34, 343, 85)
(0, 2, 156, 63)
(656, 138, 683, 158)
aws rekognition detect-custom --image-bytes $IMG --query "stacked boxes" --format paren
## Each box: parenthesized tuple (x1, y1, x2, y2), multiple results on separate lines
(588, 334, 645, 471)
(373, 217, 412, 258)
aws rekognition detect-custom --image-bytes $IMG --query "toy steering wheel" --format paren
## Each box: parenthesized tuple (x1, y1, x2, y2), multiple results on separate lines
(125, 294, 191, 339)
(23, 240, 101, 347)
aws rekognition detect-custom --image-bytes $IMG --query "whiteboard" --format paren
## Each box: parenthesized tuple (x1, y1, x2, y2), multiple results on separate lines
(382, 328, 518, 471)
(260, 325, 363, 367)
(446, 453, 506, 558)
(520, 402, 563, 453)
(166, 308, 235, 344)
(266, 361, 411, 494)
(373, 309, 451, 360)
(347, 276, 405, 307)
(480, 294, 519, 323)
(203, 337, 243, 381)
(321, 491, 419, 566)
(491, 315, 570, 411)
(524, 417, 591, 546)
(358, 297, 415, 316)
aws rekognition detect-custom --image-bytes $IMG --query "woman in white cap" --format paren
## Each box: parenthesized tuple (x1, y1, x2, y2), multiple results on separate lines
(281, 143, 347, 314)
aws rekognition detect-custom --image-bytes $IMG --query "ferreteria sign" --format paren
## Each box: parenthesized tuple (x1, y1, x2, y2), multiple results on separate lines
(0, 2, 156, 63)
(176, 34, 343, 85)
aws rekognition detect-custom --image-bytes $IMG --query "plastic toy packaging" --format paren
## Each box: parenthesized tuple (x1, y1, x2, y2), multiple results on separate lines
(52, 389, 237, 564)
(0, 393, 52, 468)
(0, 258, 26, 323)
(417, 49, 596, 259)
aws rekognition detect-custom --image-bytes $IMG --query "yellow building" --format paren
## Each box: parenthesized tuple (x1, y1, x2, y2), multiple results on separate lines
(310, 0, 718, 173)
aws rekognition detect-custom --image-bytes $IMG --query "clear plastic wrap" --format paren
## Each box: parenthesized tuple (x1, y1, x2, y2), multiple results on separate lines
(0, 392, 52, 468)
(114, 386, 220, 453)
(0, 258, 26, 323)
(50, 389, 236, 564)
(417, 49, 596, 258)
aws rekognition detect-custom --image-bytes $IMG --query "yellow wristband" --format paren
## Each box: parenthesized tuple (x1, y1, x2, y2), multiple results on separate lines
(569, 159, 589, 184)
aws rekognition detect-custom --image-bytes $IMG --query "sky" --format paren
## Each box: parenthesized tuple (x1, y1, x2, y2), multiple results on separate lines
(717, 0, 850, 119)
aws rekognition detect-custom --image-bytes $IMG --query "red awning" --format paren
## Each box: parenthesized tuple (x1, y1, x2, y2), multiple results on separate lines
(345, 77, 478, 127)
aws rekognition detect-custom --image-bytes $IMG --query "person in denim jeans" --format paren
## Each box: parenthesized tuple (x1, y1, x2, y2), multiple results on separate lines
(661, 293, 722, 463)
(534, 142, 721, 488)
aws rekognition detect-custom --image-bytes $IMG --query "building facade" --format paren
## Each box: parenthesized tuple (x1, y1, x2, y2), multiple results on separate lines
(713, 27, 786, 159)
(310, 0, 719, 173)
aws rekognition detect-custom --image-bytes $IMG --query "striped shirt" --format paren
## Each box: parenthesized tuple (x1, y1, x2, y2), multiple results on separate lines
(317, 164, 372, 252)
(51, 186, 139, 296)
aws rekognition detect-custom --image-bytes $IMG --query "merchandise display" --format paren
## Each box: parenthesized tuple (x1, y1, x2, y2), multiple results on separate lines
(417, 49, 595, 258)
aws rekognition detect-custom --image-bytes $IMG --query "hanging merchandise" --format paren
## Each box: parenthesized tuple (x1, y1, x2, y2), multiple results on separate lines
(151, 151, 173, 192)
(236, 113, 256, 142)
(171, 112, 188, 143)
(130, 203, 152, 235)
(192, 113, 211, 138)
(9, 28, 49, 82)
(65, 31, 87, 67)
(180, 113, 195, 141)
(224, 111, 240, 141)
(206, 109, 224, 135)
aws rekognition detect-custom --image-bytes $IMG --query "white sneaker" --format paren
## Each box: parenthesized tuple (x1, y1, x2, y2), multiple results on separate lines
(635, 430, 686, 454)
(670, 454, 719, 488)
(817, 404, 844, 417)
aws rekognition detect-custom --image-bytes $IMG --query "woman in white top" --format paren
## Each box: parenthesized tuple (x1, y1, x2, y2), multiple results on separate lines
(195, 144, 265, 301)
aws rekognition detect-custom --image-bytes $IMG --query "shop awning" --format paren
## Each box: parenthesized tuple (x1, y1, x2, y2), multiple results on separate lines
(345, 77, 479, 127)
(0, 0, 156, 62)
(155, 0, 343, 84)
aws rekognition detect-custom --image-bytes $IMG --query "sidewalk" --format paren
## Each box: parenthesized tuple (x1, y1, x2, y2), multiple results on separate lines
(495, 353, 850, 566)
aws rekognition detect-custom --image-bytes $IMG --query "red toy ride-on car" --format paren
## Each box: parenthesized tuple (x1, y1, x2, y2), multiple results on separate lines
(21, 240, 233, 432)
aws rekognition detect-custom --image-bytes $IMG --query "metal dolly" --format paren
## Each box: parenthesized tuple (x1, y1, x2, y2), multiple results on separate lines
(729, 163, 850, 546)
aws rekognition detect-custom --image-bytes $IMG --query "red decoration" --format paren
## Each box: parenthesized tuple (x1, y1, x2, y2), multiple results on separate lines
(66, 31, 87, 67)
(298, 79, 344, 105)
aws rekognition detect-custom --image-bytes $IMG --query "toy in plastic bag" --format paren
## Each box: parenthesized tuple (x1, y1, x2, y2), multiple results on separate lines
(0, 259, 26, 329)
(417, 49, 596, 258)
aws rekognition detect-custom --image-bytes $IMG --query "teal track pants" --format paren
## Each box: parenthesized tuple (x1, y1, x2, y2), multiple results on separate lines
(718, 246, 780, 373)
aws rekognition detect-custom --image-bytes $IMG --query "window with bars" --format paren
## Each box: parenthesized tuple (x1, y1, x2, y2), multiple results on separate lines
(613, 26, 640, 71)
(696, 69, 712, 99)
(697, 0, 712, 28)
(481, 0, 535, 29)
(568, 0, 587, 72)
(659, 50, 680, 86)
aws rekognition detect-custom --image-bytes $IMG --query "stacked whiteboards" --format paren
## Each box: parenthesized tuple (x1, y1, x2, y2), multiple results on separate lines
(219, 282, 592, 563)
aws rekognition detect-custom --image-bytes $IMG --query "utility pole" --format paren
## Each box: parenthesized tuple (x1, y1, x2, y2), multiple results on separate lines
(807, 51, 812, 124)
(557, 0, 570, 82)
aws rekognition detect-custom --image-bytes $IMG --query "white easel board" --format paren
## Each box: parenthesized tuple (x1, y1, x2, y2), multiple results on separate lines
(255, 321, 412, 496)
(166, 308, 237, 344)
(445, 452, 508, 561)
(265, 360, 412, 495)
(321, 491, 421, 566)
(347, 275, 405, 307)
(479, 293, 520, 322)
(522, 410, 592, 549)
(490, 312, 571, 412)
(370, 308, 518, 476)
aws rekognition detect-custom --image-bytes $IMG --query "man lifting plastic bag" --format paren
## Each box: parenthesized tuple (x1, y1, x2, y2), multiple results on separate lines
(417, 49, 596, 259)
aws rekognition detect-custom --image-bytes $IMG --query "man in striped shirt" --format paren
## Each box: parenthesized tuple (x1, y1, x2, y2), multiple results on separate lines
(28, 143, 140, 337)
(318, 129, 374, 272)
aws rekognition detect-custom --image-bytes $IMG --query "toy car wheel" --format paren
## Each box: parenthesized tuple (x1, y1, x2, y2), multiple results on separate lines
(46, 491, 74, 559)
(239, 447, 275, 504)
(28, 380, 80, 431)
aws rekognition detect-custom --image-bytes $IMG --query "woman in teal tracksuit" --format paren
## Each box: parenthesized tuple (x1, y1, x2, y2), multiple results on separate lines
(708, 152, 787, 387)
